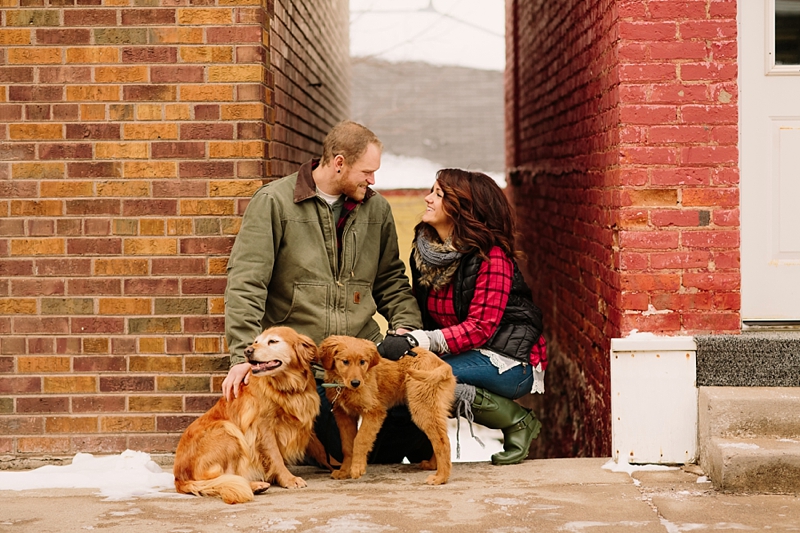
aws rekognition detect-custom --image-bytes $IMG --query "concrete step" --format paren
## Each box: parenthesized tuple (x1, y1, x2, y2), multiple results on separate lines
(704, 437, 800, 493)
(699, 387, 800, 494)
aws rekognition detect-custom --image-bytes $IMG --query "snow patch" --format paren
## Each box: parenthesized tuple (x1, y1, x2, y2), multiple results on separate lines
(718, 442, 760, 450)
(602, 459, 679, 476)
(373, 153, 505, 190)
(0, 450, 176, 501)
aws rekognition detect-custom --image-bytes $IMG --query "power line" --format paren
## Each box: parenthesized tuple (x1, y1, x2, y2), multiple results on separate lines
(350, 0, 503, 39)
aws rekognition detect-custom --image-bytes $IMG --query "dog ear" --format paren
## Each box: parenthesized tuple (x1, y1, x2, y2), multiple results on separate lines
(367, 342, 382, 370)
(318, 338, 338, 371)
(295, 333, 318, 365)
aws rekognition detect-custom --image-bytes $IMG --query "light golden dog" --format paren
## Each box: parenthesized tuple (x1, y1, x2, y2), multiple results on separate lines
(319, 335, 456, 485)
(173, 326, 328, 504)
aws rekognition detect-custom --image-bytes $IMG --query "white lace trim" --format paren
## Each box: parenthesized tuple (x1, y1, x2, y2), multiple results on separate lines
(476, 349, 546, 395)
(532, 363, 545, 394)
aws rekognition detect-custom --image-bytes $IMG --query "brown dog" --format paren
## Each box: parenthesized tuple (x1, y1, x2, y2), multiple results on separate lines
(173, 326, 328, 504)
(319, 335, 456, 485)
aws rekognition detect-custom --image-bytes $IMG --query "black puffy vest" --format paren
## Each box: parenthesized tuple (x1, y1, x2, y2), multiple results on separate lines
(411, 252, 544, 364)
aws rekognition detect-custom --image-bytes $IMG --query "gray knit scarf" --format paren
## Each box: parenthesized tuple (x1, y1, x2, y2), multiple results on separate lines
(413, 233, 464, 292)
(453, 383, 484, 459)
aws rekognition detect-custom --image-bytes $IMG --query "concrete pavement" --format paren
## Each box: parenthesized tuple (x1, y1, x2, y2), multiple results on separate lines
(1, 458, 798, 532)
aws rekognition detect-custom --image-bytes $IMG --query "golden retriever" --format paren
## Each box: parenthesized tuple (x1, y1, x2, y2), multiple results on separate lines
(173, 326, 329, 504)
(319, 335, 456, 485)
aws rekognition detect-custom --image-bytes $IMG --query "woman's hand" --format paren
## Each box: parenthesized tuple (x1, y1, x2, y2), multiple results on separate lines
(377, 333, 419, 360)
(377, 331, 435, 359)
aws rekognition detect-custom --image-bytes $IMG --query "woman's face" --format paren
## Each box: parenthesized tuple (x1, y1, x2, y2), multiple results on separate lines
(422, 181, 454, 241)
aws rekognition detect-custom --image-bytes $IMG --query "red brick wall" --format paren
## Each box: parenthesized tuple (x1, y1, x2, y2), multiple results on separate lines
(269, 0, 350, 177)
(506, 0, 739, 458)
(615, 0, 739, 334)
(0, 1, 349, 460)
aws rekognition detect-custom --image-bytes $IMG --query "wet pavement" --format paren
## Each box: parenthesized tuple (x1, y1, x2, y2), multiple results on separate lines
(1, 457, 798, 532)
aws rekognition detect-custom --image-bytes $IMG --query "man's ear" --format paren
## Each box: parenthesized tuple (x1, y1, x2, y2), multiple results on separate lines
(333, 154, 346, 173)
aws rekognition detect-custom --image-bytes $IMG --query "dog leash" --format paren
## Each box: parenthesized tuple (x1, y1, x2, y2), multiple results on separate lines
(321, 382, 344, 406)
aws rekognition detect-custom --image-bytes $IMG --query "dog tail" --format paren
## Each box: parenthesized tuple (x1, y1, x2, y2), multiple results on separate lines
(407, 364, 453, 384)
(175, 475, 255, 504)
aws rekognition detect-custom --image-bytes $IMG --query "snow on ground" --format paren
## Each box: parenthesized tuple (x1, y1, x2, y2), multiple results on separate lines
(0, 450, 178, 501)
(602, 459, 679, 476)
(373, 153, 506, 190)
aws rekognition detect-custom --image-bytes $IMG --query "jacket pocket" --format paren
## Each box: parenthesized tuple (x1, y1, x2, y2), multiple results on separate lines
(271, 283, 331, 340)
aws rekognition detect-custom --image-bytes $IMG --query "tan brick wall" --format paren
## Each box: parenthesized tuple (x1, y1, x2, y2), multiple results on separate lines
(0, 1, 349, 459)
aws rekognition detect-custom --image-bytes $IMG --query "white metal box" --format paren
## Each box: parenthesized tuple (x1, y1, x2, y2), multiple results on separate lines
(610, 335, 698, 464)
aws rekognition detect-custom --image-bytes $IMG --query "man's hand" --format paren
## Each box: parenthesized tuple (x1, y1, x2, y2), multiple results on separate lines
(376, 333, 419, 361)
(222, 362, 251, 402)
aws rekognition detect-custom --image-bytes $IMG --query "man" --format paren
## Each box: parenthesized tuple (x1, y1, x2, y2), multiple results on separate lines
(222, 120, 431, 463)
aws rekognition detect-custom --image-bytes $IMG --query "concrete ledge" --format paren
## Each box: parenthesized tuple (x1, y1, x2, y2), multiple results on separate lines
(699, 386, 800, 439)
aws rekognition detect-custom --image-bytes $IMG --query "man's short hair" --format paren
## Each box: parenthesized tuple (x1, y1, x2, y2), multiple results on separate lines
(320, 121, 383, 166)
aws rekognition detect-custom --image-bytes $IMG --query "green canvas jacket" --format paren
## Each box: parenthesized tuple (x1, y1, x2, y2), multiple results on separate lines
(225, 160, 422, 365)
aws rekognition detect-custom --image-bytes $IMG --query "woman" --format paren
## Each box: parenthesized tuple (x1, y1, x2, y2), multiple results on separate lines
(379, 168, 546, 465)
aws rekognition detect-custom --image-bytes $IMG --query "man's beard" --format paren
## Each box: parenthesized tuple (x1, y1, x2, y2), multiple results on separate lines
(336, 171, 367, 201)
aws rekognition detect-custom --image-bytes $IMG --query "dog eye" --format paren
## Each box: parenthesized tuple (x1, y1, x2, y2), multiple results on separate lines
(359, 360, 367, 366)
(267, 339, 278, 345)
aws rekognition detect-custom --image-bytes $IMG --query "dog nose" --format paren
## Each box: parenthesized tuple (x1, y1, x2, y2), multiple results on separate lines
(244, 346, 254, 357)
(350, 380, 360, 388)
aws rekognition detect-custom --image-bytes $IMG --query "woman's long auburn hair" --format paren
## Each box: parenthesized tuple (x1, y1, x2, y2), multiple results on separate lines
(414, 168, 522, 261)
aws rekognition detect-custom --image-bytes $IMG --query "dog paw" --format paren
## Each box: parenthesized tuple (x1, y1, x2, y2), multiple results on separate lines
(250, 481, 270, 494)
(332, 469, 351, 480)
(425, 474, 448, 485)
(280, 476, 307, 489)
(350, 464, 366, 479)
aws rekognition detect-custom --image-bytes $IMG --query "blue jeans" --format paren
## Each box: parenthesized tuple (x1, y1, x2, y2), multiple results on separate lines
(443, 350, 533, 400)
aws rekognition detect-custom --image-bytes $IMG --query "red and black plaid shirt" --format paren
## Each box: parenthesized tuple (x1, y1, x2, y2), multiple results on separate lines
(426, 246, 547, 369)
(335, 197, 359, 252)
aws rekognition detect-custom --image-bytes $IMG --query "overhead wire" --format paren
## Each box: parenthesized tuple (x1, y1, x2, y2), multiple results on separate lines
(349, 0, 503, 64)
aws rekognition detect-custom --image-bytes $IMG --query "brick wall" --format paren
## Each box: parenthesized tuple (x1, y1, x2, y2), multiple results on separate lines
(615, 0, 739, 334)
(506, 0, 739, 458)
(269, 0, 349, 178)
(0, 0, 349, 461)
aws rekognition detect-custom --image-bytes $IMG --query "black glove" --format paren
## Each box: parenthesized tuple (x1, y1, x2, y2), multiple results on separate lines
(376, 333, 419, 361)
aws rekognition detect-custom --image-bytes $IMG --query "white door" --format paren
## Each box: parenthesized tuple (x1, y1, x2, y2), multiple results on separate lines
(741, 0, 800, 323)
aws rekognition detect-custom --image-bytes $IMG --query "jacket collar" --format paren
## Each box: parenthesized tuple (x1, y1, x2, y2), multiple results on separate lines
(293, 159, 376, 204)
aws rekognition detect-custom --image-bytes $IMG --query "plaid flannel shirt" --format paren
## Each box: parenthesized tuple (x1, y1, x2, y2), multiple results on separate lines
(426, 246, 547, 369)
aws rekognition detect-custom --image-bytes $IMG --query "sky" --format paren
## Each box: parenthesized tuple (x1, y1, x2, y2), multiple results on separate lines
(349, 0, 506, 72)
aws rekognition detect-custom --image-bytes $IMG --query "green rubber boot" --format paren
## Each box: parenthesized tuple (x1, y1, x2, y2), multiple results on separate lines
(471, 387, 542, 465)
